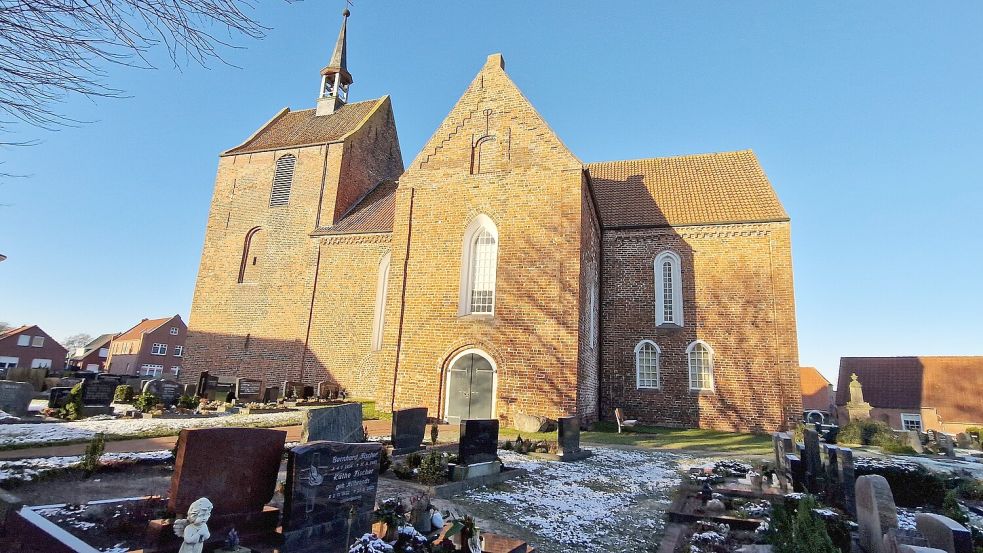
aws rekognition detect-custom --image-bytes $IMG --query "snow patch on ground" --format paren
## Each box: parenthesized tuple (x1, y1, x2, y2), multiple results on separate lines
(0, 410, 304, 447)
(0, 450, 172, 483)
(456, 447, 698, 552)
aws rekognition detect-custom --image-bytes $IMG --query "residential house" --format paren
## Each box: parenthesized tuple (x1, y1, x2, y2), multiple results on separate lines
(66, 333, 116, 372)
(835, 356, 983, 434)
(105, 315, 187, 378)
(800, 366, 834, 421)
(0, 325, 68, 371)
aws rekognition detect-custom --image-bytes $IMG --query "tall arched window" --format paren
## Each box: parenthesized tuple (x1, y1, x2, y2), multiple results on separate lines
(459, 215, 499, 315)
(654, 251, 683, 327)
(635, 340, 661, 389)
(687, 340, 714, 391)
(371, 253, 391, 351)
(269, 154, 296, 207)
(238, 227, 265, 283)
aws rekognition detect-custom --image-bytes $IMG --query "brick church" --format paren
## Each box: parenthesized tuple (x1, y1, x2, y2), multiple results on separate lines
(184, 10, 801, 432)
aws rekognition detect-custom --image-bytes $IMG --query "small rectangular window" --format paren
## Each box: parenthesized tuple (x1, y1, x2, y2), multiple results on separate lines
(31, 358, 52, 369)
(170, 327, 179, 335)
(99, 348, 109, 358)
(171, 366, 181, 376)
(174, 345, 184, 357)
(16, 335, 30, 346)
(151, 343, 167, 356)
(0, 356, 19, 368)
(142, 364, 163, 377)
(31, 336, 44, 347)
(901, 414, 922, 432)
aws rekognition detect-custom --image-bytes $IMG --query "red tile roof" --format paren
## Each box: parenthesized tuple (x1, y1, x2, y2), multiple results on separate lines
(223, 98, 383, 156)
(311, 181, 398, 236)
(587, 150, 788, 229)
(116, 317, 172, 342)
(800, 367, 833, 412)
(836, 357, 983, 424)
(0, 325, 31, 341)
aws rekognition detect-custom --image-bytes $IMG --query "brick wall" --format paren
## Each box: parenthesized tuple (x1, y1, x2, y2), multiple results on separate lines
(599, 222, 801, 432)
(577, 176, 601, 424)
(0, 326, 67, 370)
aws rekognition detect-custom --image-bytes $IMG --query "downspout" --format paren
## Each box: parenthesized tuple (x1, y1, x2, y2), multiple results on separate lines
(390, 188, 416, 412)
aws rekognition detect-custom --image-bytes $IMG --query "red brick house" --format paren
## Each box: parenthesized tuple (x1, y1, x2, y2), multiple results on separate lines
(0, 325, 68, 371)
(105, 316, 187, 378)
(66, 333, 116, 372)
(800, 366, 834, 421)
(835, 356, 983, 434)
(183, 11, 800, 431)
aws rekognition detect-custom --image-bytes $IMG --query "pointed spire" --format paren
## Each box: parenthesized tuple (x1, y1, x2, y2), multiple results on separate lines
(316, 8, 353, 116)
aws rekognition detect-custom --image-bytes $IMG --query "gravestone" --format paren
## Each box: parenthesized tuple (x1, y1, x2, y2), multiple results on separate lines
(942, 435, 956, 458)
(47, 386, 72, 409)
(557, 415, 592, 461)
(282, 381, 305, 399)
(857, 474, 898, 553)
(317, 381, 337, 400)
(785, 453, 805, 493)
(804, 429, 823, 493)
(208, 381, 234, 402)
(884, 529, 947, 553)
(955, 433, 972, 449)
(0, 380, 33, 416)
(391, 407, 428, 455)
(915, 513, 973, 553)
(81, 379, 115, 406)
(169, 427, 286, 517)
(839, 447, 857, 516)
(263, 387, 280, 404)
(143, 379, 182, 406)
(96, 374, 125, 385)
(196, 370, 218, 397)
(458, 419, 499, 466)
(300, 403, 363, 443)
(282, 441, 383, 553)
(824, 445, 843, 506)
(908, 431, 925, 454)
(235, 378, 263, 403)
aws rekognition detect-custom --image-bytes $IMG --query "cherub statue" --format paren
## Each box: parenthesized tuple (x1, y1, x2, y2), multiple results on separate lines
(173, 497, 213, 553)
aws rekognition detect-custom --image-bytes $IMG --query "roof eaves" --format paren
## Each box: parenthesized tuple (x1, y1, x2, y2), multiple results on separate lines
(221, 107, 291, 156)
(601, 216, 791, 231)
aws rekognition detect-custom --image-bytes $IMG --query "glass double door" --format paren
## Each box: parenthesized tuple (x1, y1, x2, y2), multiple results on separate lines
(446, 353, 494, 423)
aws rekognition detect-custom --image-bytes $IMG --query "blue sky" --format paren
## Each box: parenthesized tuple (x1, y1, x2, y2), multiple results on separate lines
(1, 2, 981, 385)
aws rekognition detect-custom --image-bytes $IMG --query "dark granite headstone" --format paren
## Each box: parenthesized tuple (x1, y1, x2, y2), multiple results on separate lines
(95, 374, 125, 385)
(557, 415, 592, 461)
(142, 379, 182, 406)
(786, 453, 805, 493)
(317, 381, 338, 400)
(391, 407, 428, 455)
(196, 371, 219, 397)
(838, 447, 856, 516)
(168, 427, 286, 517)
(282, 381, 305, 399)
(236, 378, 263, 402)
(459, 419, 499, 465)
(48, 387, 72, 409)
(301, 403, 363, 443)
(282, 441, 382, 553)
(0, 380, 33, 416)
(81, 380, 115, 406)
(804, 429, 823, 493)
(207, 382, 234, 402)
(263, 387, 280, 404)
(824, 444, 843, 506)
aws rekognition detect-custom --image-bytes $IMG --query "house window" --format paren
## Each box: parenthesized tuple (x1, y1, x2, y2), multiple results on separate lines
(901, 414, 922, 432)
(151, 343, 167, 356)
(0, 357, 18, 368)
(98, 348, 109, 358)
(31, 358, 52, 369)
(371, 253, 391, 351)
(687, 340, 714, 391)
(142, 364, 163, 377)
(30, 336, 44, 347)
(654, 251, 683, 326)
(238, 227, 265, 283)
(269, 154, 296, 207)
(460, 215, 499, 315)
(171, 366, 181, 377)
(16, 335, 30, 346)
(174, 345, 184, 357)
(170, 327, 178, 335)
(85, 364, 100, 372)
(635, 340, 661, 389)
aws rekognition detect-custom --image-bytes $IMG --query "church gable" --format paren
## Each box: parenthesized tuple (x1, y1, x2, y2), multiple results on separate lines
(406, 53, 581, 178)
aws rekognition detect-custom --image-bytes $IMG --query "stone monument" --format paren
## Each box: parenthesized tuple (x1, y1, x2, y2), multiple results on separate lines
(845, 373, 873, 421)
(856, 474, 898, 553)
(391, 407, 428, 455)
(300, 403, 363, 443)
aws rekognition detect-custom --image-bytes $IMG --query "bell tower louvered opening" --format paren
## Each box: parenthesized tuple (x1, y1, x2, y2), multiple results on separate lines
(269, 154, 296, 207)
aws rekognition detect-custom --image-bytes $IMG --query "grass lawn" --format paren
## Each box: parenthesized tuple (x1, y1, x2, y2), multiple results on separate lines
(581, 421, 773, 454)
(356, 399, 392, 421)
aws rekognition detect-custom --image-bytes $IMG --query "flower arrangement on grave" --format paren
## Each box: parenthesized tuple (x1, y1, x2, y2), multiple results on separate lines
(349, 533, 393, 553)
(177, 395, 198, 410)
(373, 498, 408, 541)
(417, 450, 449, 485)
(444, 514, 481, 553)
(215, 527, 249, 553)
(133, 392, 160, 413)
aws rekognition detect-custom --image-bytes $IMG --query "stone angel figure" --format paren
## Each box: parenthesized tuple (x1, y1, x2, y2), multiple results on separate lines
(172, 497, 214, 553)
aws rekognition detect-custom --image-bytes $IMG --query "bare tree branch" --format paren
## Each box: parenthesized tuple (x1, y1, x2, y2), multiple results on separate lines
(0, 0, 278, 134)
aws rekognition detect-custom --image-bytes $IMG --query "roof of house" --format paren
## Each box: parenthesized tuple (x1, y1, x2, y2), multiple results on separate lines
(0, 324, 32, 341)
(311, 180, 398, 236)
(115, 317, 174, 342)
(835, 357, 983, 423)
(586, 150, 789, 229)
(223, 98, 383, 156)
(69, 333, 116, 359)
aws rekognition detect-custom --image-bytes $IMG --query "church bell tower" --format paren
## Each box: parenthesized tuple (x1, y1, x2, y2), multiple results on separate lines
(316, 8, 353, 116)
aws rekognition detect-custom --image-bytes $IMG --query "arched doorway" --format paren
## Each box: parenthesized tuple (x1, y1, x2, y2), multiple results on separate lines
(444, 349, 496, 424)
